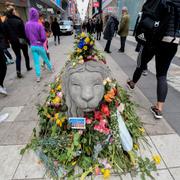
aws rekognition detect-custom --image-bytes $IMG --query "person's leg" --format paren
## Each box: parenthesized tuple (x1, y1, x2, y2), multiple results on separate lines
(11, 44, 22, 77)
(155, 42, 178, 112)
(21, 44, 32, 71)
(58, 35, 60, 44)
(99, 32, 101, 40)
(133, 45, 154, 83)
(0, 50, 7, 95)
(54, 35, 57, 45)
(119, 36, 126, 52)
(31, 46, 41, 79)
(0, 50, 7, 87)
(38, 46, 52, 71)
(135, 43, 141, 52)
(104, 40, 111, 52)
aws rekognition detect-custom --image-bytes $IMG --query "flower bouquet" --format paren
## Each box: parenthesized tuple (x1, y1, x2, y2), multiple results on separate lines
(21, 33, 160, 180)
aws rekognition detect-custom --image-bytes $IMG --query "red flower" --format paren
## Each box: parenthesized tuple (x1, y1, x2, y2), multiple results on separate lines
(101, 104, 110, 117)
(94, 111, 103, 121)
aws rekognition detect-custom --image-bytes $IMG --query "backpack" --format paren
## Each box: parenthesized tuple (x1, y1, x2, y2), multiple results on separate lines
(135, 0, 179, 45)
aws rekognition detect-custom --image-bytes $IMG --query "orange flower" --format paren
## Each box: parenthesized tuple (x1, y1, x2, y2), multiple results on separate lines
(104, 89, 115, 102)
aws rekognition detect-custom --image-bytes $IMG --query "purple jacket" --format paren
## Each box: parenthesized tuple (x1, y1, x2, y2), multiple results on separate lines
(25, 8, 46, 46)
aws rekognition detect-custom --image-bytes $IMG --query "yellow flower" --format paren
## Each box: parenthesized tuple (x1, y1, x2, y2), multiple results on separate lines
(83, 46, 88, 50)
(72, 161, 77, 166)
(103, 169, 110, 179)
(133, 144, 139, 150)
(50, 89, 55, 94)
(54, 113, 59, 119)
(81, 32, 86, 38)
(56, 85, 61, 91)
(77, 48, 82, 53)
(61, 116, 66, 123)
(56, 119, 62, 127)
(139, 127, 145, 134)
(152, 155, 161, 165)
(85, 37, 90, 44)
(90, 41, 94, 45)
(52, 96, 61, 104)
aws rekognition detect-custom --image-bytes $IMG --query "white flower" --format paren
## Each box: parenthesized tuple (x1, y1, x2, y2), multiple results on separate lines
(106, 77, 112, 83)
(79, 59, 84, 64)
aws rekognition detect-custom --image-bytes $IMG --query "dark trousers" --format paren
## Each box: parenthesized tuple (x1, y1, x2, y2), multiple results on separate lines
(97, 32, 101, 40)
(4, 49, 12, 60)
(11, 43, 30, 73)
(104, 40, 112, 52)
(120, 36, 127, 52)
(54, 35, 60, 44)
(132, 42, 178, 102)
(0, 49, 7, 87)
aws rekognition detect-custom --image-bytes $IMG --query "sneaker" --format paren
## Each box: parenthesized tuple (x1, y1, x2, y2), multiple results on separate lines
(150, 106, 163, 119)
(127, 80, 135, 90)
(8, 59, 14, 64)
(0, 113, 9, 123)
(0, 86, 8, 96)
(142, 70, 148, 76)
(36, 77, 41, 83)
(118, 49, 124, 53)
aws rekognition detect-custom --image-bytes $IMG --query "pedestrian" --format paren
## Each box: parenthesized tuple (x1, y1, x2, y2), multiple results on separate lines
(127, 0, 180, 119)
(117, 6, 130, 53)
(103, 15, 119, 53)
(0, 18, 8, 95)
(86, 19, 91, 34)
(4, 6, 32, 78)
(96, 18, 103, 40)
(39, 14, 51, 68)
(51, 17, 60, 46)
(25, 8, 53, 83)
(0, 12, 14, 65)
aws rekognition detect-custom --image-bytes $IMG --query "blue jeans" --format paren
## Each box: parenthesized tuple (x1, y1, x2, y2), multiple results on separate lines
(31, 46, 52, 78)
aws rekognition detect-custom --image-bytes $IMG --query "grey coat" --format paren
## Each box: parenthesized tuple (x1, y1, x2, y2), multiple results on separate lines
(103, 16, 119, 40)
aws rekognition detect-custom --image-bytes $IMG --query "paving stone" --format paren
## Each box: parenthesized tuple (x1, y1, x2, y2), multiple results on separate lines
(151, 134, 180, 168)
(169, 167, 180, 180)
(13, 150, 46, 179)
(0, 122, 12, 140)
(0, 106, 24, 122)
(132, 169, 173, 180)
(15, 106, 38, 122)
(138, 136, 166, 169)
(0, 145, 23, 180)
(0, 121, 37, 145)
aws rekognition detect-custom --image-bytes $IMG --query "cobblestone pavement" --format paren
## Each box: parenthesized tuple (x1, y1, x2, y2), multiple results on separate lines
(0, 35, 180, 180)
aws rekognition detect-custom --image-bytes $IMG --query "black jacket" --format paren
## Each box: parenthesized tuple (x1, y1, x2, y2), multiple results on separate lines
(164, 0, 180, 38)
(51, 21, 60, 35)
(103, 16, 119, 40)
(4, 15, 27, 44)
(0, 22, 9, 50)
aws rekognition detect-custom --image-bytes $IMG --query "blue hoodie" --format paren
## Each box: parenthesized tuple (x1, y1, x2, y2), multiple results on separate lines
(25, 8, 46, 46)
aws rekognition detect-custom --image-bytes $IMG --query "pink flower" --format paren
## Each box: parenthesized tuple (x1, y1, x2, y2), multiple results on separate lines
(57, 92, 63, 98)
(86, 118, 92, 124)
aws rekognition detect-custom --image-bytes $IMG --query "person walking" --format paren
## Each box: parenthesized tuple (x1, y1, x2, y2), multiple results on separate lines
(4, 6, 32, 78)
(51, 17, 60, 46)
(25, 8, 53, 83)
(127, 0, 180, 119)
(117, 6, 130, 53)
(96, 18, 103, 40)
(0, 18, 8, 95)
(103, 15, 119, 53)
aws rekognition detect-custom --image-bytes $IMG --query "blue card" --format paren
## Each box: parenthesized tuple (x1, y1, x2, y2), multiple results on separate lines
(68, 117, 86, 129)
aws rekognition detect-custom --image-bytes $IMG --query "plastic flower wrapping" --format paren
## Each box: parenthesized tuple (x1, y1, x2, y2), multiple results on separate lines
(21, 33, 159, 180)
